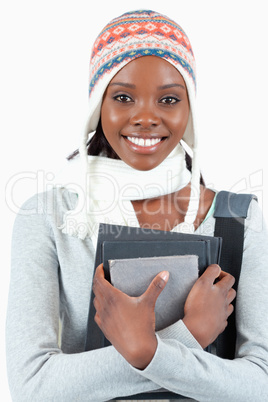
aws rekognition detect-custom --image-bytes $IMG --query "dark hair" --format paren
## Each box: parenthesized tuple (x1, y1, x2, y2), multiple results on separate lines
(67, 120, 119, 160)
(67, 120, 205, 185)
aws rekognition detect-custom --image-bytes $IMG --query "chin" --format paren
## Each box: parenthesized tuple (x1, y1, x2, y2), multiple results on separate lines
(126, 159, 165, 171)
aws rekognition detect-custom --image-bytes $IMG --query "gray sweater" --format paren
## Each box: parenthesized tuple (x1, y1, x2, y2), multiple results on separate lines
(6, 188, 268, 401)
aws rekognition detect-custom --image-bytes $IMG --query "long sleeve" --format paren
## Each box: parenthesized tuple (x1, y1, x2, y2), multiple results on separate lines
(7, 191, 268, 401)
(6, 191, 160, 402)
(132, 199, 268, 401)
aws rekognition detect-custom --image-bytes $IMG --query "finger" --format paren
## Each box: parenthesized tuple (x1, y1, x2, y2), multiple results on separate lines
(142, 271, 169, 307)
(201, 264, 221, 283)
(218, 269, 235, 283)
(93, 296, 101, 312)
(227, 288, 236, 304)
(94, 312, 101, 328)
(93, 263, 113, 296)
(227, 303, 234, 317)
(216, 271, 235, 290)
(93, 290, 104, 316)
(95, 263, 105, 279)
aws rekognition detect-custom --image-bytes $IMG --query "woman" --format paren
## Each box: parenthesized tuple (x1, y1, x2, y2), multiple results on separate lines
(6, 10, 268, 401)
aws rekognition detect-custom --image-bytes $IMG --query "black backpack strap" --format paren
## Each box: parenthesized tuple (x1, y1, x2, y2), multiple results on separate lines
(213, 191, 256, 359)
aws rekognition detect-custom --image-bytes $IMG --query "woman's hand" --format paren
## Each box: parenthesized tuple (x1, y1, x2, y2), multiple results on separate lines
(93, 263, 169, 369)
(183, 264, 236, 349)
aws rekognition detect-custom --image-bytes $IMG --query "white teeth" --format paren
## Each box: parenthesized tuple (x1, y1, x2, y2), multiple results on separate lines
(127, 137, 161, 147)
(145, 139, 151, 146)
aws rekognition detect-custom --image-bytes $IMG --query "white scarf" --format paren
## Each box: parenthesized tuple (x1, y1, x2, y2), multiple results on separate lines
(57, 143, 196, 248)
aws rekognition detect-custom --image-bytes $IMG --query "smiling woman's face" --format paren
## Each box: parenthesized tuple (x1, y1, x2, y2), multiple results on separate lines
(101, 56, 190, 171)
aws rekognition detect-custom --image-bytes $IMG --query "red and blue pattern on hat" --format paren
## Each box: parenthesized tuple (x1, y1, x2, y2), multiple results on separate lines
(89, 10, 196, 97)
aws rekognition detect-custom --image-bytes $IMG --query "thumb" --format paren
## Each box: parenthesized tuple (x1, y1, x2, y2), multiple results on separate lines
(201, 264, 221, 283)
(142, 271, 169, 308)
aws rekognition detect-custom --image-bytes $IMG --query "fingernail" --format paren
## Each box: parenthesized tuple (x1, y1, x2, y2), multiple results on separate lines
(160, 271, 169, 282)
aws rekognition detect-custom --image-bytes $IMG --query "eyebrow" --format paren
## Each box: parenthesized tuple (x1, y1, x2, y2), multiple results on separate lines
(109, 82, 186, 90)
(157, 83, 186, 90)
(109, 82, 136, 89)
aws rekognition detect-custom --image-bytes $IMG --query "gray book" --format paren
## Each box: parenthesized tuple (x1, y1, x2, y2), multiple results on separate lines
(109, 255, 198, 331)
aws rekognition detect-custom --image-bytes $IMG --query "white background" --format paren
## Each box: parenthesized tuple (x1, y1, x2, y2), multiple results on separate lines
(1, 0, 267, 399)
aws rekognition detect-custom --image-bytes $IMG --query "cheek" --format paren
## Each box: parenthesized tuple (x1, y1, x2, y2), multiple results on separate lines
(101, 100, 125, 135)
(100, 100, 127, 153)
(101, 102, 111, 134)
(169, 107, 190, 136)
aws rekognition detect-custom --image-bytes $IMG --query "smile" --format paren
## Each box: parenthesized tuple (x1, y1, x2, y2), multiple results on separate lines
(126, 137, 162, 147)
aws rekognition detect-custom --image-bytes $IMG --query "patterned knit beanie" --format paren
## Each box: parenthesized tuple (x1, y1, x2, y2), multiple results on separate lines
(74, 9, 200, 236)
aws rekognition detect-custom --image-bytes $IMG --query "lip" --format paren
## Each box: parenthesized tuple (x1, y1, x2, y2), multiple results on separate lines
(122, 135, 167, 154)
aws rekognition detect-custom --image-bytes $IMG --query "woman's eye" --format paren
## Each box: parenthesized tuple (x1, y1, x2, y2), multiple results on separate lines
(160, 96, 180, 105)
(114, 94, 132, 103)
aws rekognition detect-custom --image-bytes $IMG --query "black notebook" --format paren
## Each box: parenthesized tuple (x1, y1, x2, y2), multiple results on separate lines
(85, 223, 222, 351)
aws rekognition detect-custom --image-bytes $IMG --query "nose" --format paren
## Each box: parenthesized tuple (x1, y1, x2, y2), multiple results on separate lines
(129, 105, 161, 128)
